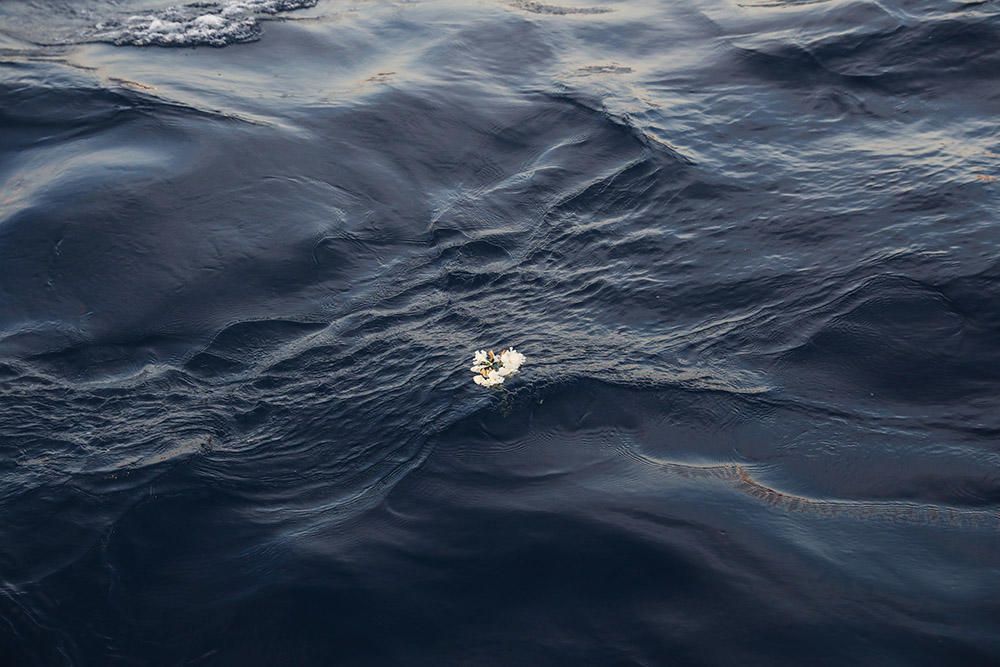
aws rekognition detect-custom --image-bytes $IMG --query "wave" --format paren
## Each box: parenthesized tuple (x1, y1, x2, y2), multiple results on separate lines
(509, 0, 613, 15)
(88, 0, 317, 47)
(624, 452, 1000, 531)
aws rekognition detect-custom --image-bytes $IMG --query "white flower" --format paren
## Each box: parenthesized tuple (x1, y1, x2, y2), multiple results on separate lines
(470, 346, 526, 387)
(473, 369, 505, 387)
(500, 347, 525, 372)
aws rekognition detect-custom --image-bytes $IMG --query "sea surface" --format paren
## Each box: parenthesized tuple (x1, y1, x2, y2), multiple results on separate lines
(1, 0, 999, 664)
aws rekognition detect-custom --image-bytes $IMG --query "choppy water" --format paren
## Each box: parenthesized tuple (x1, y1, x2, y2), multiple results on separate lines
(2, 0, 999, 664)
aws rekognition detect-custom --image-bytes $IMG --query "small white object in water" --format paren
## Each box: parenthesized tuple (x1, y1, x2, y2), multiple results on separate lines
(470, 347, 526, 387)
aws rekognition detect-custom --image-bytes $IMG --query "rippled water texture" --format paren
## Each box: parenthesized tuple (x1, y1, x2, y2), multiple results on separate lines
(2, 0, 999, 664)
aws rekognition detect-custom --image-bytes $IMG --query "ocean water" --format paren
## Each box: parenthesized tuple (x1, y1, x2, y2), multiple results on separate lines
(1, 0, 999, 664)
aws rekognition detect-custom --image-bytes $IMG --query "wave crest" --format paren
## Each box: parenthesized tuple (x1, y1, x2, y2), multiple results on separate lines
(91, 0, 316, 47)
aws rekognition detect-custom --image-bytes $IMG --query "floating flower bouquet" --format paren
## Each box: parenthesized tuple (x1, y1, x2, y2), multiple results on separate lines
(470, 347, 526, 387)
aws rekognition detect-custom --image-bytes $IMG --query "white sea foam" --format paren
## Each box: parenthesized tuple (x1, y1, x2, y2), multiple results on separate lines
(92, 0, 316, 47)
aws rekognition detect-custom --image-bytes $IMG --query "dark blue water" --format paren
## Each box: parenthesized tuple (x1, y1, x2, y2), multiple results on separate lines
(2, 0, 999, 664)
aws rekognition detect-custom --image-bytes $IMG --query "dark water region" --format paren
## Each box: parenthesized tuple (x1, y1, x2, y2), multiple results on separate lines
(2, 0, 1000, 663)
